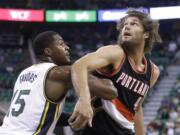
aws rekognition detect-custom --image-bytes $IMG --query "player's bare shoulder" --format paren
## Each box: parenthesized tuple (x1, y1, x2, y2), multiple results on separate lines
(150, 62, 160, 88)
(47, 65, 71, 82)
(153, 63, 160, 80)
(96, 44, 125, 61)
(97, 44, 123, 53)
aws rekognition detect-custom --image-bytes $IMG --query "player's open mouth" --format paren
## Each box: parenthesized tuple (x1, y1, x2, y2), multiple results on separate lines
(124, 32, 131, 36)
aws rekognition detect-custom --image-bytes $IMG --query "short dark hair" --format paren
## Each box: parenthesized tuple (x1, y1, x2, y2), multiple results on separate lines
(117, 9, 162, 53)
(32, 31, 58, 56)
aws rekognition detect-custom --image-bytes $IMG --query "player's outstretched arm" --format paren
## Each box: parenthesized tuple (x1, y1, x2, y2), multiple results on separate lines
(46, 65, 118, 103)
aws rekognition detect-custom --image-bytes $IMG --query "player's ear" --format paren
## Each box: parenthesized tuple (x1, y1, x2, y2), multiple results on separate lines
(44, 48, 52, 56)
(144, 32, 149, 39)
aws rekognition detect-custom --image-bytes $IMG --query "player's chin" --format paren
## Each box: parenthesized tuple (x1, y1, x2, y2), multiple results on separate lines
(66, 57, 71, 64)
(120, 38, 130, 45)
(121, 41, 135, 49)
(121, 40, 131, 46)
(62, 56, 71, 65)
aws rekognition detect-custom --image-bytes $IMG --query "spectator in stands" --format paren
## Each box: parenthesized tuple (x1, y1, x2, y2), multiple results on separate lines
(168, 40, 178, 62)
(169, 108, 178, 122)
(147, 121, 159, 135)
(166, 119, 175, 135)
(175, 118, 180, 135)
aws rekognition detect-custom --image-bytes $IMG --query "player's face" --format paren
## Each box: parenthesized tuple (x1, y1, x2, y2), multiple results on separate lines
(121, 16, 146, 47)
(51, 34, 70, 65)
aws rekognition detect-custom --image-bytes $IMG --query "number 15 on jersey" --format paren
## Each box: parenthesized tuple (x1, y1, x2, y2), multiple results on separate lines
(7, 89, 31, 117)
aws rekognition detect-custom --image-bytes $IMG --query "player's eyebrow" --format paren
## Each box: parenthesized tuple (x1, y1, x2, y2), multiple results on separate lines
(132, 18, 140, 23)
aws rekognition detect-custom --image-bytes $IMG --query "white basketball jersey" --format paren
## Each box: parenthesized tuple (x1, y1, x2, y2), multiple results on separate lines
(0, 63, 65, 135)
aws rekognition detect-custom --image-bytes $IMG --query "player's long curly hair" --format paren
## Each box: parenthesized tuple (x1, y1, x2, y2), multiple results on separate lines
(117, 9, 162, 53)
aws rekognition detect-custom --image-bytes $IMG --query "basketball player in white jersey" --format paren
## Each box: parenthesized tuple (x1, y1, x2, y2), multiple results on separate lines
(0, 31, 117, 135)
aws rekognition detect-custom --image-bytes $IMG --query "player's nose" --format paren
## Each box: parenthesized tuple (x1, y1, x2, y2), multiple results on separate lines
(124, 24, 130, 31)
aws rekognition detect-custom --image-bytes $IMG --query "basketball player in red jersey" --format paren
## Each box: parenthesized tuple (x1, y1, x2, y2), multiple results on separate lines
(69, 9, 162, 135)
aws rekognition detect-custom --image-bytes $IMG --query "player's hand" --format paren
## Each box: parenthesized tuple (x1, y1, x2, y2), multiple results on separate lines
(68, 99, 93, 130)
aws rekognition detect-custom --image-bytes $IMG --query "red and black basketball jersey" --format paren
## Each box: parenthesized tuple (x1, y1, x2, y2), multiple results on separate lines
(96, 53, 153, 114)
(86, 53, 154, 134)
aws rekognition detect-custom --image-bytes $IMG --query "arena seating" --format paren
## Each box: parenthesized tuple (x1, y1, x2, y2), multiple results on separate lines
(0, 48, 30, 101)
(147, 75, 180, 135)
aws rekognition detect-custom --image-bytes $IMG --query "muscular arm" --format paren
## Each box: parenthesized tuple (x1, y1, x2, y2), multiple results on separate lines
(134, 106, 145, 135)
(71, 45, 124, 101)
(134, 64, 160, 135)
(45, 65, 118, 103)
(45, 66, 71, 103)
(88, 75, 118, 100)
(69, 45, 124, 129)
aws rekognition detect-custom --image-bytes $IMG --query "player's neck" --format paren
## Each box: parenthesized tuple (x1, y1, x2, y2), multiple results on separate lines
(127, 47, 144, 66)
(37, 56, 53, 63)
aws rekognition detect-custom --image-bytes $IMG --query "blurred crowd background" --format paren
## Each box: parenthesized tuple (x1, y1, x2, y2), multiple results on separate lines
(0, 0, 180, 9)
(0, 1, 180, 135)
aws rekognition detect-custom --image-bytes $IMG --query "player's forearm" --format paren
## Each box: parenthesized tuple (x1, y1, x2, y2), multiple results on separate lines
(71, 62, 91, 102)
(88, 75, 118, 99)
(134, 106, 145, 135)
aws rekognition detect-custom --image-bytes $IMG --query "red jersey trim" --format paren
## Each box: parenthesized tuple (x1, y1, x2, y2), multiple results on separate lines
(111, 98, 134, 122)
